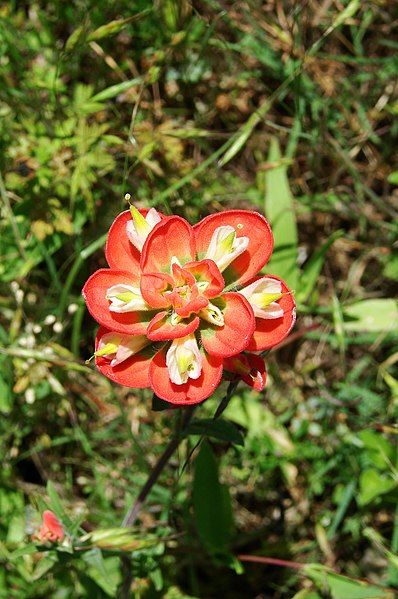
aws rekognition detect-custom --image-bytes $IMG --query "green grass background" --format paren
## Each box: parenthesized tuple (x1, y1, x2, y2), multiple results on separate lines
(0, 1, 397, 597)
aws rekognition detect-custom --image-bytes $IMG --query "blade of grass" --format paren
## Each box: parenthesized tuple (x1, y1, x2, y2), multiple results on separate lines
(263, 137, 298, 289)
(297, 230, 344, 304)
(58, 233, 107, 317)
(327, 480, 356, 539)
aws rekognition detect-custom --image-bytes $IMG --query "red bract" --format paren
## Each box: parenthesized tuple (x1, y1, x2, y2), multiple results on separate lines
(223, 353, 267, 391)
(83, 207, 296, 405)
(32, 510, 64, 543)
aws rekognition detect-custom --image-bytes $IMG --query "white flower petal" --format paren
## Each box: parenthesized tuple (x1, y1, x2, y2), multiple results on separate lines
(253, 302, 284, 320)
(96, 332, 148, 366)
(199, 302, 224, 327)
(205, 225, 249, 272)
(126, 206, 161, 251)
(106, 284, 148, 313)
(240, 277, 284, 320)
(166, 335, 202, 385)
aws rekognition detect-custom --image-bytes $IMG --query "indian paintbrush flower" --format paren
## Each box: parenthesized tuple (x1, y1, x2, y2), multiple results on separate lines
(82, 206, 296, 405)
(32, 510, 65, 543)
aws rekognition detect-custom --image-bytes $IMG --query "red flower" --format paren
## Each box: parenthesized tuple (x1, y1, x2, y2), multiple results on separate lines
(32, 510, 64, 543)
(223, 353, 267, 391)
(83, 207, 295, 405)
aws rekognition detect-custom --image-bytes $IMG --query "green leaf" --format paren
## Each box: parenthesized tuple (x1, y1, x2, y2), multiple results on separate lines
(185, 418, 244, 446)
(90, 77, 143, 103)
(192, 442, 233, 556)
(343, 299, 398, 333)
(329, 0, 361, 30)
(304, 565, 394, 599)
(10, 544, 38, 560)
(32, 554, 58, 581)
(383, 253, 398, 281)
(358, 469, 396, 506)
(218, 128, 253, 168)
(82, 550, 119, 597)
(326, 571, 393, 599)
(80, 528, 159, 551)
(263, 137, 298, 289)
(358, 430, 394, 469)
(297, 230, 344, 303)
(87, 13, 149, 42)
(64, 25, 87, 52)
(387, 171, 398, 185)
(46, 481, 74, 531)
(0, 368, 12, 414)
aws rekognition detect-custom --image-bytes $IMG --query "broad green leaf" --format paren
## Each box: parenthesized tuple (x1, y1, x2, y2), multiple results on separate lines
(343, 299, 398, 333)
(82, 550, 119, 597)
(358, 469, 396, 506)
(225, 394, 294, 452)
(32, 554, 58, 581)
(358, 430, 394, 469)
(326, 571, 393, 599)
(264, 137, 298, 289)
(304, 565, 394, 599)
(192, 442, 233, 555)
(185, 418, 244, 446)
(297, 230, 343, 303)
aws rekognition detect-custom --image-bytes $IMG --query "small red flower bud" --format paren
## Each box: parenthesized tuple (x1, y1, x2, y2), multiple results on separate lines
(224, 353, 267, 391)
(32, 510, 64, 543)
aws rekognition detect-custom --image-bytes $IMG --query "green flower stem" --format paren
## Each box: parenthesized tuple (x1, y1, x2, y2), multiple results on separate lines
(121, 405, 196, 528)
(118, 382, 238, 598)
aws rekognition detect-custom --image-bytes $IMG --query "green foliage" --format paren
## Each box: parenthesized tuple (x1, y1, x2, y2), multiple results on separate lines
(263, 137, 298, 289)
(193, 442, 234, 558)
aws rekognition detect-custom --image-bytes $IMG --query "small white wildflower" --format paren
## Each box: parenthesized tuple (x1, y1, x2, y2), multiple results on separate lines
(43, 346, 54, 356)
(53, 322, 63, 333)
(10, 281, 20, 293)
(67, 303, 79, 315)
(25, 388, 35, 404)
(15, 289, 24, 304)
(44, 314, 56, 325)
(26, 292, 37, 305)
(33, 324, 42, 334)
(25, 335, 35, 349)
